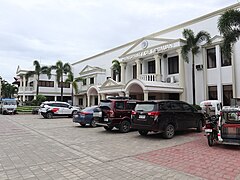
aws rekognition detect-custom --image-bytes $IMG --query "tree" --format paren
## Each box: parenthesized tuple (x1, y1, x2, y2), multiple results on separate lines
(181, 29, 211, 105)
(51, 60, 72, 102)
(218, 9, 240, 60)
(65, 72, 83, 105)
(25, 60, 51, 97)
(1, 80, 18, 98)
(112, 59, 121, 81)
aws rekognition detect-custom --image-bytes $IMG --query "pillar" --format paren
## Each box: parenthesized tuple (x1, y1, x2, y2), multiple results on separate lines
(154, 54, 161, 81)
(87, 95, 90, 107)
(98, 94, 101, 104)
(232, 44, 236, 98)
(143, 90, 148, 101)
(215, 45, 222, 102)
(125, 91, 129, 97)
(161, 55, 167, 82)
(120, 62, 126, 84)
(0, 76, 2, 98)
(136, 59, 141, 79)
(23, 75, 26, 102)
(177, 49, 186, 101)
(54, 96, 57, 101)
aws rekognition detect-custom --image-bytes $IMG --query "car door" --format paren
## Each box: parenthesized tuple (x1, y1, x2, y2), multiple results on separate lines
(170, 102, 185, 130)
(114, 101, 126, 122)
(181, 102, 198, 128)
(61, 103, 71, 115)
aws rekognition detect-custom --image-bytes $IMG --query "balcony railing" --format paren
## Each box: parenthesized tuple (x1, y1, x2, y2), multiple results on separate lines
(139, 74, 156, 81)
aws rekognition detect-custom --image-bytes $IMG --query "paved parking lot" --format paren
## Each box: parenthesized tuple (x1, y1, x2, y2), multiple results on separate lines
(0, 114, 240, 179)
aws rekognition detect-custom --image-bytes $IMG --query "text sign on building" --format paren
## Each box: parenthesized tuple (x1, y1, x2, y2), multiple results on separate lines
(121, 42, 179, 61)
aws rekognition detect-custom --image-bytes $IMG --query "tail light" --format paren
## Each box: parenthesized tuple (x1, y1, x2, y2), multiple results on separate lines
(80, 112, 90, 115)
(147, 111, 160, 116)
(131, 111, 137, 115)
(108, 110, 115, 117)
(205, 123, 211, 129)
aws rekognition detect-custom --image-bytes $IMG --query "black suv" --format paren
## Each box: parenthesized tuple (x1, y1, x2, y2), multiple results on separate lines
(131, 100, 204, 138)
(93, 97, 138, 133)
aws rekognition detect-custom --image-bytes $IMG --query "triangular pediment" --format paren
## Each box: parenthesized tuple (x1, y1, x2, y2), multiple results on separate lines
(119, 37, 176, 58)
(79, 65, 105, 76)
(101, 78, 121, 88)
(211, 35, 223, 44)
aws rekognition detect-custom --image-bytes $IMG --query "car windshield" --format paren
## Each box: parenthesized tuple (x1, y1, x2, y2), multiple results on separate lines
(99, 101, 112, 109)
(222, 112, 240, 123)
(3, 101, 16, 105)
(135, 103, 156, 112)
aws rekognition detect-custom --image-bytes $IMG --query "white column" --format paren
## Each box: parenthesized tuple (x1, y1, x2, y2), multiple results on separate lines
(54, 96, 57, 101)
(232, 46, 236, 98)
(23, 75, 26, 102)
(143, 90, 148, 101)
(87, 95, 90, 107)
(136, 59, 141, 79)
(101, 94, 106, 100)
(125, 91, 129, 97)
(98, 94, 101, 104)
(177, 49, 186, 101)
(161, 56, 167, 82)
(120, 62, 126, 84)
(216, 45, 222, 102)
(154, 54, 161, 81)
(0, 77, 2, 98)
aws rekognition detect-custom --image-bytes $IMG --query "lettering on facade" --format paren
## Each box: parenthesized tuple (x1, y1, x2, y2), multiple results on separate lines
(121, 42, 177, 61)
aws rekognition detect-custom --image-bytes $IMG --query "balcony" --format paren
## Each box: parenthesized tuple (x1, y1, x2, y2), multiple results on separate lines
(139, 74, 156, 81)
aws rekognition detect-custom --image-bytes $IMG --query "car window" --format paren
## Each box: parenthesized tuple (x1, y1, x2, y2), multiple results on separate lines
(135, 103, 156, 112)
(171, 102, 183, 111)
(115, 101, 125, 110)
(99, 101, 112, 109)
(60, 103, 69, 108)
(182, 103, 193, 112)
(159, 102, 171, 110)
(126, 103, 136, 110)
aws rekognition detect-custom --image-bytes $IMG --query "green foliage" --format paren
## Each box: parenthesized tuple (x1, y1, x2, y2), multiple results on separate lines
(192, 104, 202, 110)
(218, 9, 240, 60)
(112, 59, 121, 74)
(17, 106, 39, 113)
(1, 80, 18, 98)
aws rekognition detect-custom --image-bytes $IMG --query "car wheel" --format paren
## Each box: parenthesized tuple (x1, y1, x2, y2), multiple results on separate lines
(197, 120, 203, 132)
(119, 120, 131, 133)
(80, 123, 86, 127)
(138, 130, 148, 136)
(90, 119, 97, 127)
(46, 112, 53, 119)
(163, 124, 175, 139)
(104, 126, 113, 131)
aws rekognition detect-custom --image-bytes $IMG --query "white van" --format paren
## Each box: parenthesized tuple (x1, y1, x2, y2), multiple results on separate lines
(200, 100, 222, 116)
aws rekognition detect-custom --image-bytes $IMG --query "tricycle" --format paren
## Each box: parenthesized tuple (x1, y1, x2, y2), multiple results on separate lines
(205, 106, 240, 146)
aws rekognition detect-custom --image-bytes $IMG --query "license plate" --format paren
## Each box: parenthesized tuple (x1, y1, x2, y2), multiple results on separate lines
(139, 115, 145, 119)
(205, 129, 212, 133)
(104, 118, 108, 122)
(74, 115, 78, 118)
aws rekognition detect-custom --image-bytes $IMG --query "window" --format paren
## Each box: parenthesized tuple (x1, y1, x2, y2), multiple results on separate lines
(83, 79, 86, 86)
(115, 101, 125, 110)
(223, 85, 232, 106)
(208, 86, 217, 100)
(221, 48, 231, 66)
(90, 77, 94, 84)
(171, 102, 182, 111)
(168, 56, 179, 74)
(133, 65, 137, 79)
(58, 82, 70, 88)
(38, 81, 54, 87)
(29, 81, 34, 87)
(182, 103, 193, 112)
(207, 48, 216, 69)
(148, 60, 155, 73)
(79, 98, 83, 106)
(126, 103, 136, 110)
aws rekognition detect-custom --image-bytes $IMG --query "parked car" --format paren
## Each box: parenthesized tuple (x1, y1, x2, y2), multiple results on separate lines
(131, 100, 205, 139)
(39, 101, 79, 119)
(93, 97, 138, 133)
(73, 106, 98, 127)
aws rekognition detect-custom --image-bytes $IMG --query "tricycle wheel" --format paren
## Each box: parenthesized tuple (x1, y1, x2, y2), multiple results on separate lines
(207, 134, 214, 147)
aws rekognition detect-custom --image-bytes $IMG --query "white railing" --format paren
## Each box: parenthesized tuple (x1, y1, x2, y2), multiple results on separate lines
(139, 74, 156, 81)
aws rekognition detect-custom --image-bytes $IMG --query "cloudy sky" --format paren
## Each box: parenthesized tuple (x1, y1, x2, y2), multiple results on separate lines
(0, 0, 237, 82)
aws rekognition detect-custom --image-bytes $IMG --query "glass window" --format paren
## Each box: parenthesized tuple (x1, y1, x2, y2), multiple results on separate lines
(207, 48, 216, 69)
(115, 101, 125, 110)
(126, 103, 136, 110)
(159, 102, 171, 110)
(58, 82, 70, 88)
(133, 65, 137, 79)
(168, 56, 179, 74)
(38, 81, 54, 87)
(82, 79, 86, 85)
(182, 103, 193, 112)
(135, 103, 156, 112)
(171, 102, 183, 110)
(221, 48, 231, 66)
(90, 77, 94, 84)
(208, 86, 217, 100)
(223, 85, 233, 106)
(148, 60, 155, 73)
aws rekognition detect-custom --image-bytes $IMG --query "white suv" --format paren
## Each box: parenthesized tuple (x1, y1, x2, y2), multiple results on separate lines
(39, 101, 80, 119)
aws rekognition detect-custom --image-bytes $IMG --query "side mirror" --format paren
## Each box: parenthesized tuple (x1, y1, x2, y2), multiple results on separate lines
(69, 106, 72, 109)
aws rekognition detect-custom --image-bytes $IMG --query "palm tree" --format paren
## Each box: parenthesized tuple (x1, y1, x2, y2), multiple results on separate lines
(25, 60, 51, 97)
(112, 59, 121, 81)
(51, 60, 72, 102)
(65, 72, 83, 105)
(218, 9, 240, 60)
(1, 80, 18, 98)
(181, 29, 211, 105)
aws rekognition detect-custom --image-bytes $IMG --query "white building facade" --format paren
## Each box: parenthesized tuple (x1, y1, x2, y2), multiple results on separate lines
(16, 66, 72, 103)
(72, 3, 240, 107)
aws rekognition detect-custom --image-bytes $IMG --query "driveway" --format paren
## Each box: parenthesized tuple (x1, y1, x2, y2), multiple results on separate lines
(0, 114, 239, 179)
